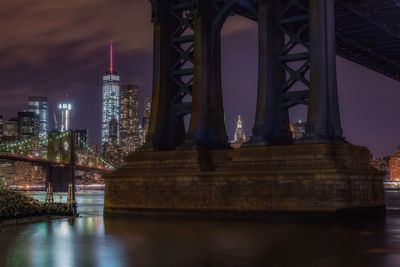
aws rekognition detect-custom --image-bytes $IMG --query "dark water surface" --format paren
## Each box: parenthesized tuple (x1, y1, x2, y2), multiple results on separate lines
(1, 191, 400, 267)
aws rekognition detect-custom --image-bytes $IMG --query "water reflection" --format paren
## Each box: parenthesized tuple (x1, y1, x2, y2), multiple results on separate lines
(26, 190, 104, 216)
(103, 218, 391, 267)
(1, 191, 400, 267)
(2, 217, 123, 267)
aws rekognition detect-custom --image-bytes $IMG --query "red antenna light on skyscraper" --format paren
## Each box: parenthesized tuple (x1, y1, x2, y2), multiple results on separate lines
(109, 41, 114, 74)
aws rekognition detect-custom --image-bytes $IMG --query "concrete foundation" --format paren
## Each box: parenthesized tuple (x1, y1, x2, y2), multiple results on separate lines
(104, 143, 385, 218)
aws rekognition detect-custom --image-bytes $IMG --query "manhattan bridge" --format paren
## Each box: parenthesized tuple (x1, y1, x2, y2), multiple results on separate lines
(144, 0, 400, 149)
(104, 0, 400, 216)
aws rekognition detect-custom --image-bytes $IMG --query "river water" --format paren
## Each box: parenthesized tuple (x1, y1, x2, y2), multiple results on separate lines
(1, 191, 400, 267)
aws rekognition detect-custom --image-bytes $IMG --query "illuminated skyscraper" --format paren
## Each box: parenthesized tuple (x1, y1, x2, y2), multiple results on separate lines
(73, 129, 88, 149)
(291, 120, 306, 140)
(28, 96, 49, 140)
(102, 41, 120, 148)
(231, 115, 246, 148)
(103, 117, 120, 167)
(390, 148, 400, 180)
(234, 115, 246, 142)
(18, 111, 40, 140)
(138, 124, 144, 145)
(0, 115, 3, 139)
(120, 84, 141, 159)
(3, 118, 18, 141)
(142, 97, 151, 144)
(56, 102, 72, 132)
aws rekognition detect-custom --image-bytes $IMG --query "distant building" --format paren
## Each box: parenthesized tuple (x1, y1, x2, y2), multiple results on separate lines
(0, 115, 3, 139)
(231, 115, 246, 148)
(75, 140, 100, 168)
(389, 148, 400, 180)
(56, 102, 72, 132)
(142, 97, 151, 144)
(89, 143, 99, 154)
(291, 120, 306, 140)
(0, 160, 15, 186)
(102, 41, 120, 148)
(13, 162, 45, 185)
(73, 130, 95, 167)
(28, 96, 49, 140)
(138, 124, 145, 145)
(103, 117, 120, 167)
(73, 129, 88, 149)
(0, 160, 45, 187)
(3, 118, 18, 141)
(109, 117, 118, 146)
(371, 157, 389, 179)
(234, 115, 246, 142)
(17, 111, 40, 140)
(120, 84, 141, 159)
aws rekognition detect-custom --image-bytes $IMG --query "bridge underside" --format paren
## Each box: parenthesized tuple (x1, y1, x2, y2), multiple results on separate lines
(105, 0, 387, 218)
(335, 0, 400, 81)
(237, 0, 400, 81)
(46, 165, 75, 192)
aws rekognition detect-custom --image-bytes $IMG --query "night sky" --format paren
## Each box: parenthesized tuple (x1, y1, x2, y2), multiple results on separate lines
(0, 0, 399, 158)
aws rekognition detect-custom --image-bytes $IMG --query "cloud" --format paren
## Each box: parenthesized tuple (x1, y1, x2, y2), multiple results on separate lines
(0, 0, 258, 69)
(0, 86, 32, 111)
(0, 0, 153, 67)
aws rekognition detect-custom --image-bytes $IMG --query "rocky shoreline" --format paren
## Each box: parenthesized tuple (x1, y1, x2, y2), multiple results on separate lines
(0, 188, 74, 225)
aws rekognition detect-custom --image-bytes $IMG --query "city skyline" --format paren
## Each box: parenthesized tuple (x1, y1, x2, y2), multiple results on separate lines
(0, 1, 400, 157)
(101, 41, 120, 147)
(0, 3, 399, 266)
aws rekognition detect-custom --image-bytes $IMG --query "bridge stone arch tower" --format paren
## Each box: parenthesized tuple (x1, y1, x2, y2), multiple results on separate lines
(105, 0, 384, 218)
(46, 131, 76, 192)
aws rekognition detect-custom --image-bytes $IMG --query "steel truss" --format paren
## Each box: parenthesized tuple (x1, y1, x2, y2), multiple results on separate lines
(335, 0, 400, 81)
(169, 0, 194, 119)
(278, 0, 310, 110)
(147, 0, 399, 150)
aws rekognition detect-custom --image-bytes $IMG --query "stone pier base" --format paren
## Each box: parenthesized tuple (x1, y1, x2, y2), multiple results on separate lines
(104, 143, 385, 218)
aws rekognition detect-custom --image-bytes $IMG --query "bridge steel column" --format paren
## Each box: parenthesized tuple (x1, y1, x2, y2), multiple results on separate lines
(144, 0, 188, 151)
(249, 0, 343, 145)
(186, 1, 228, 148)
(249, 0, 289, 145)
(249, 0, 310, 145)
(306, 0, 343, 141)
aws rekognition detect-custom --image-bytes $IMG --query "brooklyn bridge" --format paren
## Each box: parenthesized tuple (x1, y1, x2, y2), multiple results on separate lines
(0, 131, 113, 192)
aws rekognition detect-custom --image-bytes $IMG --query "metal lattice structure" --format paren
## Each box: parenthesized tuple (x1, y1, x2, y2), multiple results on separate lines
(103, 0, 388, 220)
(335, 0, 400, 81)
(278, 1, 310, 109)
(206, 0, 400, 82)
(145, 0, 400, 151)
(169, 1, 194, 118)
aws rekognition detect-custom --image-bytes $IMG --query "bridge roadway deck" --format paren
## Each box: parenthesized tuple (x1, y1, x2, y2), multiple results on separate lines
(0, 154, 110, 174)
(225, 0, 400, 81)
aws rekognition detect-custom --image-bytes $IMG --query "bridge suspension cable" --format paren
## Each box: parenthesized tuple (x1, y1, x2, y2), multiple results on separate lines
(0, 132, 114, 171)
(80, 141, 115, 170)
